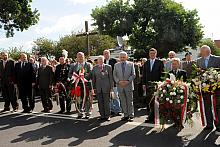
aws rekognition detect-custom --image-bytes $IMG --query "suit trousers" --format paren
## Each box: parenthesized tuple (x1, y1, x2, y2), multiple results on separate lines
(118, 89, 134, 118)
(40, 88, 53, 111)
(2, 82, 18, 110)
(97, 91, 110, 118)
(59, 95, 71, 112)
(18, 85, 35, 111)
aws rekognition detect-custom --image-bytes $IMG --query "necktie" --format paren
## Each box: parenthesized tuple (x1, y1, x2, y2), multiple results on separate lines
(150, 60, 154, 71)
(122, 62, 125, 75)
(205, 58, 209, 68)
(21, 62, 25, 68)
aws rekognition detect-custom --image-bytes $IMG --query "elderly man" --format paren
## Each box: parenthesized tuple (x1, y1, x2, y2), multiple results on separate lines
(103, 49, 122, 116)
(14, 53, 36, 113)
(169, 58, 187, 82)
(68, 52, 93, 119)
(196, 45, 220, 134)
(0, 52, 18, 112)
(113, 51, 136, 122)
(92, 55, 113, 121)
(165, 51, 176, 71)
(37, 57, 54, 113)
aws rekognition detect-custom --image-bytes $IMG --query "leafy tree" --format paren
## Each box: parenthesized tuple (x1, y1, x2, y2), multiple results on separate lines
(33, 34, 117, 59)
(91, 0, 204, 58)
(0, 0, 39, 37)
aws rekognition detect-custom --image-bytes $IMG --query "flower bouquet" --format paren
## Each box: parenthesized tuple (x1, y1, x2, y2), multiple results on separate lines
(154, 78, 194, 129)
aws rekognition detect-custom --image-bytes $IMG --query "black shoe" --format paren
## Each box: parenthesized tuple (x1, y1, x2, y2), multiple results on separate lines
(98, 117, 105, 121)
(215, 128, 220, 135)
(128, 117, 134, 122)
(12, 109, 18, 112)
(84, 115, 90, 119)
(22, 110, 31, 113)
(1, 108, 10, 112)
(203, 126, 214, 130)
(65, 111, 72, 115)
(121, 117, 129, 121)
(115, 112, 122, 116)
(111, 111, 115, 115)
(57, 110, 65, 114)
(77, 115, 83, 119)
(144, 118, 154, 123)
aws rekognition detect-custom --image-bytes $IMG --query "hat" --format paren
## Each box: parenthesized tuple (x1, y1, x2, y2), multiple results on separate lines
(185, 52, 192, 57)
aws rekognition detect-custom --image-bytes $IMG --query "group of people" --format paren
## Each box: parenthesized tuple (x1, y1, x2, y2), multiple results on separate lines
(1, 45, 220, 134)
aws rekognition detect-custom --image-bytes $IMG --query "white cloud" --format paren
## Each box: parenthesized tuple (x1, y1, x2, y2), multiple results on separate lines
(35, 14, 93, 35)
(67, 0, 97, 5)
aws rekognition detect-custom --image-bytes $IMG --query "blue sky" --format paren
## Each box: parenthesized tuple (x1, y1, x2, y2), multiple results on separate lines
(0, 0, 219, 52)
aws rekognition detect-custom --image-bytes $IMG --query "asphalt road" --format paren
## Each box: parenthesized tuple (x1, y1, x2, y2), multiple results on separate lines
(0, 97, 220, 147)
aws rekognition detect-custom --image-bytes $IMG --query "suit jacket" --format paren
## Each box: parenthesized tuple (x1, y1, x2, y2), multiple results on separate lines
(142, 59, 164, 85)
(181, 61, 196, 78)
(55, 63, 70, 83)
(196, 55, 220, 69)
(37, 65, 54, 89)
(169, 69, 187, 82)
(14, 61, 36, 86)
(92, 64, 113, 93)
(0, 59, 15, 84)
(113, 61, 136, 92)
(104, 58, 117, 72)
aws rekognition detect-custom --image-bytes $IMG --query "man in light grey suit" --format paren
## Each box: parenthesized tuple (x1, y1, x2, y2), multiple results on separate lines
(196, 45, 220, 134)
(113, 51, 136, 122)
(92, 55, 113, 121)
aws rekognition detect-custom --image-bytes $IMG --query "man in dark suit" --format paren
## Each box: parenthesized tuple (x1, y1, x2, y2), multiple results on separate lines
(196, 45, 220, 134)
(0, 52, 18, 112)
(55, 56, 70, 113)
(142, 48, 164, 123)
(169, 58, 187, 82)
(37, 57, 54, 113)
(14, 53, 36, 113)
(103, 49, 122, 116)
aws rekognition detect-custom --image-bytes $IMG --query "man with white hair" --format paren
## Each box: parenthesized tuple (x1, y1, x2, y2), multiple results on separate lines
(37, 57, 54, 113)
(92, 55, 113, 121)
(113, 51, 136, 122)
(68, 52, 93, 119)
(196, 45, 220, 134)
(169, 58, 187, 82)
(165, 51, 176, 71)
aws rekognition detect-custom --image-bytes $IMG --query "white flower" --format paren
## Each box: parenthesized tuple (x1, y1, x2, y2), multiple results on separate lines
(170, 92, 173, 96)
(167, 84, 171, 88)
(160, 94, 163, 97)
(209, 75, 213, 79)
(177, 100, 181, 103)
(179, 90, 184, 93)
(202, 83, 207, 87)
(173, 92, 176, 96)
(171, 81, 175, 84)
(166, 98, 169, 101)
(181, 86, 185, 89)
(203, 73, 207, 77)
(180, 96, 184, 99)
(187, 99, 189, 102)
(163, 90, 166, 93)
(169, 100, 173, 104)
(159, 88, 163, 91)
(173, 87, 176, 91)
